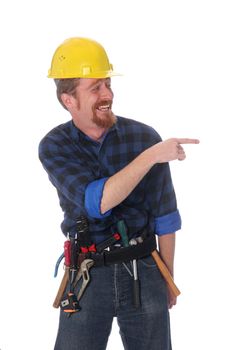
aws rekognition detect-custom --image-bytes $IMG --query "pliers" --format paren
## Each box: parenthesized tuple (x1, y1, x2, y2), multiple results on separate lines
(73, 259, 94, 301)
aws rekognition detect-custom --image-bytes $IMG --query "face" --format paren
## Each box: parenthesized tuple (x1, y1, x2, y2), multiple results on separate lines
(71, 78, 116, 130)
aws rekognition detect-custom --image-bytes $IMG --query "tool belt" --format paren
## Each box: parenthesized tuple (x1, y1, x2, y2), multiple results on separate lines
(53, 217, 158, 313)
(83, 232, 157, 267)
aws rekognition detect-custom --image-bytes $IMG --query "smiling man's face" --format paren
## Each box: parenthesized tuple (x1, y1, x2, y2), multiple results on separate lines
(73, 78, 116, 130)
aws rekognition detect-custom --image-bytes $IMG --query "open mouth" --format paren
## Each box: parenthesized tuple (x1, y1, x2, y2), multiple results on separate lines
(96, 101, 112, 112)
(97, 104, 110, 111)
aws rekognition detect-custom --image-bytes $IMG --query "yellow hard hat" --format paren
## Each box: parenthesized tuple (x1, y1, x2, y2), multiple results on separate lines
(48, 37, 119, 79)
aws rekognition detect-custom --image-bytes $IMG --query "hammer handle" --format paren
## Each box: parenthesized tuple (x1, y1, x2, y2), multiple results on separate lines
(151, 250, 181, 297)
(53, 267, 69, 308)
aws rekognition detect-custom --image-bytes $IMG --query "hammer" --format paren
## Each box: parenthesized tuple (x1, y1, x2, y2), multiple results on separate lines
(151, 249, 181, 297)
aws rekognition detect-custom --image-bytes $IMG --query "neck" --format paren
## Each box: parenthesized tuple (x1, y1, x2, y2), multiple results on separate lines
(83, 127, 107, 141)
(73, 119, 107, 141)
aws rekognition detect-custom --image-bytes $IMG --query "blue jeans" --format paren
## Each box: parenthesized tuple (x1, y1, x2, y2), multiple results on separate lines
(54, 255, 172, 350)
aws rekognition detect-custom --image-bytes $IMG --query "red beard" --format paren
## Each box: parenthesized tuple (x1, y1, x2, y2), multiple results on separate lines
(92, 100, 116, 129)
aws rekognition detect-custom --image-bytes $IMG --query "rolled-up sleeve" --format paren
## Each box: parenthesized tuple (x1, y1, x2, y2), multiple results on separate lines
(84, 178, 112, 219)
(154, 210, 181, 236)
(145, 161, 182, 236)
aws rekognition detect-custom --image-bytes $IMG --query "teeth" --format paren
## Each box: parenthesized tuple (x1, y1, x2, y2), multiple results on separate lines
(98, 104, 110, 111)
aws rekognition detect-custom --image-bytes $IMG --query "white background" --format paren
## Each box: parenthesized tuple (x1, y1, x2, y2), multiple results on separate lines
(0, 0, 232, 349)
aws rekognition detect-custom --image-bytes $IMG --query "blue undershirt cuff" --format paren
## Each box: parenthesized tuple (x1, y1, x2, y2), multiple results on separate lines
(154, 210, 181, 236)
(85, 177, 112, 219)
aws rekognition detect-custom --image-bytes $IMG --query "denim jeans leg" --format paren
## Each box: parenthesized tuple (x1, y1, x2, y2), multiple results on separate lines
(116, 256, 172, 350)
(54, 265, 115, 350)
(54, 255, 172, 350)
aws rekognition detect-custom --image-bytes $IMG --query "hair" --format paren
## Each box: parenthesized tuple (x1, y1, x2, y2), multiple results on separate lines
(54, 78, 80, 110)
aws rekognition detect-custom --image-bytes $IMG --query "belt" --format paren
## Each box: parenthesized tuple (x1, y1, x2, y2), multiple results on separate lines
(86, 233, 157, 267)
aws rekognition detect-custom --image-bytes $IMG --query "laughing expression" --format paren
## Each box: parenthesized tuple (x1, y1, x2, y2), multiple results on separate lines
(75, 78, 116, 130)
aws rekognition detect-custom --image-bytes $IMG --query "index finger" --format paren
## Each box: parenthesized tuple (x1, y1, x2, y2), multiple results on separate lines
(176, 138, 200, 144)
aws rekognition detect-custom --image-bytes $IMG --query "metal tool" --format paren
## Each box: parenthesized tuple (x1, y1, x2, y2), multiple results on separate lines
(129, 238, 140, 308)
(96, 233, 121, 252)
(60, 291, 81, 315)
(73, 259, 94, 301)
(60, 259, 94, 316)
(69, 234, 79, 289)
(117, 220, 141, 308)
(77, 216, 96, 253)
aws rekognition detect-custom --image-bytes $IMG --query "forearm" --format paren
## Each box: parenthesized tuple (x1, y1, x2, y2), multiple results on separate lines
(100, 137, 199, 214)
(100, 147, 156, 213)
(158, 233, 176, 276)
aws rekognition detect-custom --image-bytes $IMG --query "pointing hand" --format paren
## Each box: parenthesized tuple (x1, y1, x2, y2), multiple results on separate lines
(152, 138, 200, 163)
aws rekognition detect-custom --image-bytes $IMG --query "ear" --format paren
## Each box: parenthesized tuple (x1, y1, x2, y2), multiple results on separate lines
(61, 93, 75, 110)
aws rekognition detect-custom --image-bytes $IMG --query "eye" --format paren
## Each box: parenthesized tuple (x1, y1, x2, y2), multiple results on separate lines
(104, 82, 112, 91)
(91, 85, 100, 92)
(105, 79, 111, 88)
(91, 85, 100, 91)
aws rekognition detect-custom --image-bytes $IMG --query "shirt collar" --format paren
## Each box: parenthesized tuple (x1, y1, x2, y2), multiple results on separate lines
(69, 116, 120, 144)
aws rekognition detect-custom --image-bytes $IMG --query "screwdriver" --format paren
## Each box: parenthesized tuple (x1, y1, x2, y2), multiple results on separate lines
(129, 238, 140, 308)
(117, 220, 141, 308)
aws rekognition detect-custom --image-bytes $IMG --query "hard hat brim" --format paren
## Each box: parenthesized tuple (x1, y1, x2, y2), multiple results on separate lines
(47, 70, 122, 79)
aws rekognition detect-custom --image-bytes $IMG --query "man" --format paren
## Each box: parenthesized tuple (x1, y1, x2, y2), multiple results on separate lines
(39, 37, 199, 350)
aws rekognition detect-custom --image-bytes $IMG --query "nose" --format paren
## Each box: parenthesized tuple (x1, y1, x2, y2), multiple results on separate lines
(99, 83, 113, 100)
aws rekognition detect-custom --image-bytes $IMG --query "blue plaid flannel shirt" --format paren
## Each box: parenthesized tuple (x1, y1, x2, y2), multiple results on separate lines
(39, 116, 181, 243)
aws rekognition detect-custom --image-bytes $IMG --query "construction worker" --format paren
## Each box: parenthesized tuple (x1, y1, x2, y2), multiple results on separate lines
(39, 37, 199, 350)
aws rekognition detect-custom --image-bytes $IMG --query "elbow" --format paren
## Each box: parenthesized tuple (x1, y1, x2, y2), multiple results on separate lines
(100, 195, 111, 216)
(85, 178, 112, 219)
(155, 210, 182, 236)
